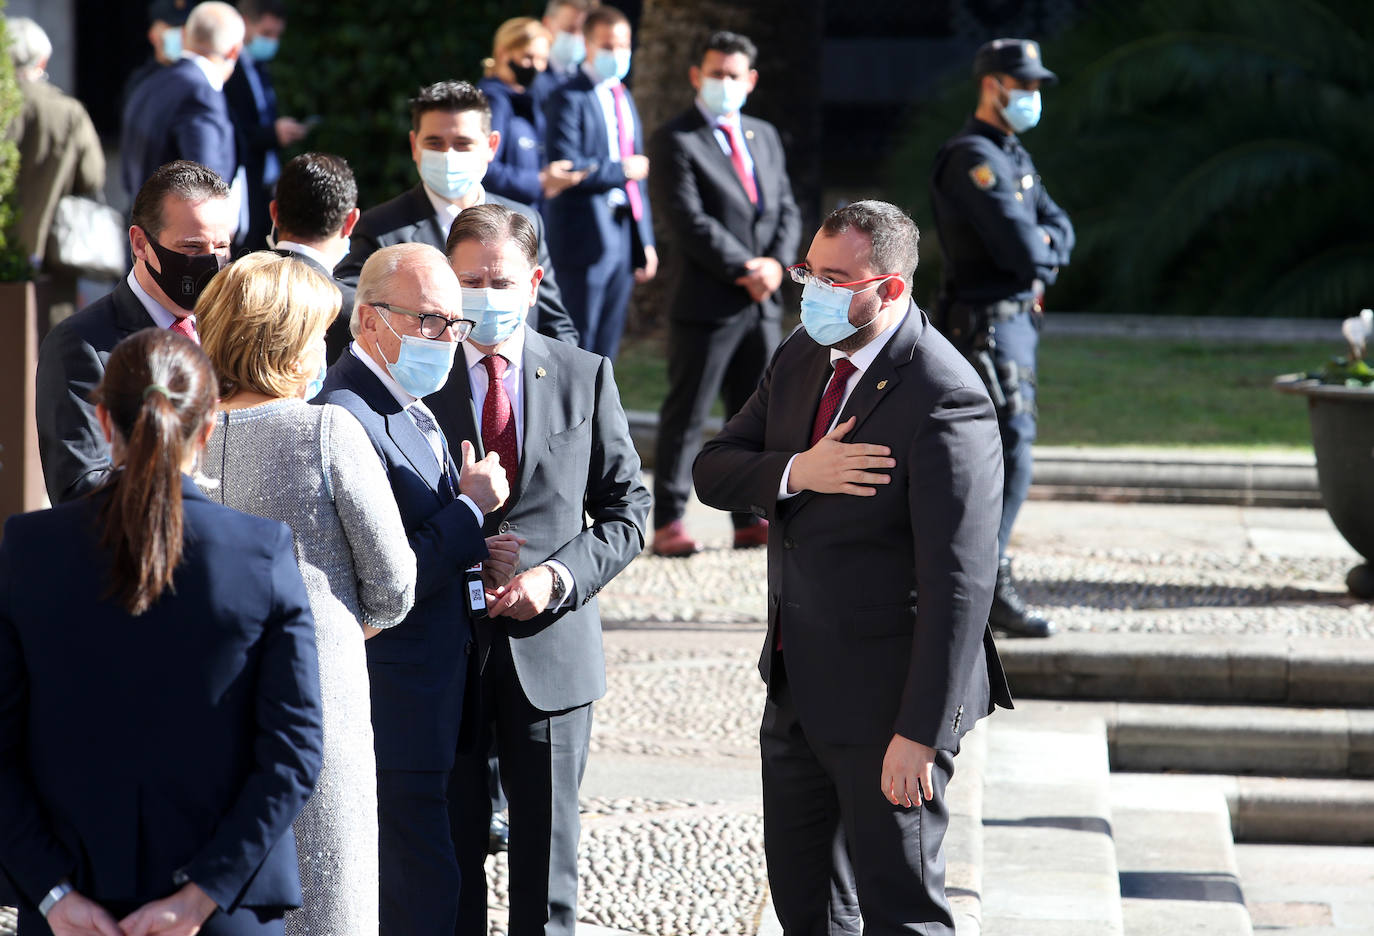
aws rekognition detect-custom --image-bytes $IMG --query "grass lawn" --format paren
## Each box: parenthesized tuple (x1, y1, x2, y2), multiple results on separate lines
(613, 334, 1325, 452)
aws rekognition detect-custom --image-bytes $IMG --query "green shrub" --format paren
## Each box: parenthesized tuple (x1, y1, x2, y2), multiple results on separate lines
(270, 0, 530, 209)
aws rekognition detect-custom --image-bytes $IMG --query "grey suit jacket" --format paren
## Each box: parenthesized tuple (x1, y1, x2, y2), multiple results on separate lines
(425, 326, 651, 712)
(335, 185, 578, 346)
(648, 107, 802, 324)
(693, 303, 1014, 752)
(35, 277, 155, 503)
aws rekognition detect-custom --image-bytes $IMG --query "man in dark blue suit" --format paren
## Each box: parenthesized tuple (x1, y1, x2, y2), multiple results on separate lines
(336, 80, 578, 346)
(224, 0, 308, 249)
(314, 242, 518, 936)
(36, 160, 235, 504)
(544, 5, 657, 360)
(121, 1, 242, 202)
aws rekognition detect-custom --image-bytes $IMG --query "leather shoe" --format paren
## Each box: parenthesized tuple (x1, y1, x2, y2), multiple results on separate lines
(989, 556, 1055, 638)
(652, 520, 701, 557)
(488, 811, 509, 854)
(733, 519, 769, 549)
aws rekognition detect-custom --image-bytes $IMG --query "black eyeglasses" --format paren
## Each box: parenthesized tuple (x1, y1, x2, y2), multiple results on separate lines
(369, 302, 475, 341)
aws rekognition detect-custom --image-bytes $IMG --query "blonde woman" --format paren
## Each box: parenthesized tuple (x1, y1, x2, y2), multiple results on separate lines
(480, 16, 584, 205)
(195, 252, 415, 936)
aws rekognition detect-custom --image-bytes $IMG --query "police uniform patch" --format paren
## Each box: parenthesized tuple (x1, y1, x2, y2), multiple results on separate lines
(969, 162, 996, 190)
(1025, 42, 1038, 59)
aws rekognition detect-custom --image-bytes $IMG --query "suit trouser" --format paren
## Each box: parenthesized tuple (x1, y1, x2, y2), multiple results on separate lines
(653, 308, 780, 530)
(377, 767, 466, 936)
(986, 309, 1039, 556)
(560, 212, 634, 361)
(20, 902, 286, 935)
(760, 661, 955, 936)
(450, 635, 594, 936)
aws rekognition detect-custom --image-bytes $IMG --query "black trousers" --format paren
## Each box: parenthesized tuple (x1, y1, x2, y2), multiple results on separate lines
(450, 636, 593, 936)
(761, 662, 956, 936)
(377, 766, 466, 936)
(653, 308, 780, 530)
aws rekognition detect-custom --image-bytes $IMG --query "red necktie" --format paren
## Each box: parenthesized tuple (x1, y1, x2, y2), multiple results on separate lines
(720, 122, 758, 205)
(811, 359, 857, 445)
(609, 82, 643, 221)
(482, 355, 519, 498)
(169, 316, 198, 343)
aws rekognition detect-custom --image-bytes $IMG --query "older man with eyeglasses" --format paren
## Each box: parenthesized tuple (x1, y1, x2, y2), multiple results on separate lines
(312, 241, 521, 936)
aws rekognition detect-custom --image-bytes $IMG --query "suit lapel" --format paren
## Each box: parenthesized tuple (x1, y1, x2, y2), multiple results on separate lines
(426, 355, 483, 457)
(513, 329, 553, 503)
(404, 185, 448, 249)
(742, 115, 774, 218)
(336, 353, 446, 496)
(833, 303, 923, 437)
(114, 279, 158, 336)
(693, 117, 757, 218)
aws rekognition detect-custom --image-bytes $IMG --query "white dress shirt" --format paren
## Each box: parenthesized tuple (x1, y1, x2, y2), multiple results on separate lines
(695, 100, 755, 180)
(127, 269, 184, 330)
(275, 239, 337, 272)
(348, 342, 483, 524)
(422, 183, 489, 245)
(778, 307, 909, 500)
(463, 328, 574, 608)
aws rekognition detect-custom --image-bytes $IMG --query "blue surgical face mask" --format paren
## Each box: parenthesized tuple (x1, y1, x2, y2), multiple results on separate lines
(549, 31, 585, 71)
(161, 27, 182, 61)
(378, 310, 458, 398)
(592, 47, 631, 82)
(699, 77, 750, 117)
(1000, 87, 1042, 134)
(462, 286, 528, 347)
(247, 35, 279, 61)
(799, 278, 893, 347)
(303, 349, 328, 401)
(418, 148, 486, 202)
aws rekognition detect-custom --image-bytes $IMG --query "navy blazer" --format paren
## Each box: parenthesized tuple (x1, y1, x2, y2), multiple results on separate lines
(694, 306, 1013, 752)
(335, 185, 579, 347)
(544, 72, 655, 267)
(426, 327, 650, 711)
(314, 350, 489, 771)
(480, 76, 545, 208)
(36, 277, 155, 504)
(120, 57, 237, 198)
(0, 478, 323, 914)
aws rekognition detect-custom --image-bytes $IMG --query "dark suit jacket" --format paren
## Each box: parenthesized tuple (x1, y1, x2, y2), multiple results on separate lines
(272, 247, 358, 363)
(315, 350, 489, 770)
(224, 49, 279, 246)
(426, 327, 650, 711)
(36, 278, 154, 503)
(693, 305, 1014, 752)
(335, 185, 578, 346)
(544, 72, 655, 267)
(0, 478, 322, 913)
(648, 107, 801, 324)
(120, 57, 237, 198)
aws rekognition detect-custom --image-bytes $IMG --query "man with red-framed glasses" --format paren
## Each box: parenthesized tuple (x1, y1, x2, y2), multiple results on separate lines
(694, 200, 1012, 936)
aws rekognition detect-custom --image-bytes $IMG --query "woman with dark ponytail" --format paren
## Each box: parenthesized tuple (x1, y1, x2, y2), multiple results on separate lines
(0, 328, 325, 936)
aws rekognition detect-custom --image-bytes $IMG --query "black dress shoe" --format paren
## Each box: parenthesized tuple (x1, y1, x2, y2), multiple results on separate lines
(989, 556, 1056, 638)
(488, 811, 510, 854)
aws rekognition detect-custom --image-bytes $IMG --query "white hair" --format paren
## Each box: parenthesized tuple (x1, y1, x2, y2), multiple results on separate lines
(185, 1, 245, 58)
(352, 243, 451, 337)
(6, 17, 52, 75)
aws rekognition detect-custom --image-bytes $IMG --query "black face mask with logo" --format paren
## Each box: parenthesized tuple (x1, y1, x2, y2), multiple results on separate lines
(139, 228, 225, 312)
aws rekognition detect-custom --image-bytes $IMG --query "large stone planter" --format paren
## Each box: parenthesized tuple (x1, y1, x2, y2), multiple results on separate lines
(1275, 374, 1374, 598)
(0, 280, 46, 527)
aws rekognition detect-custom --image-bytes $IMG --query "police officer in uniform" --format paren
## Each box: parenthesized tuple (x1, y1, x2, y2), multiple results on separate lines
(930, 38, 1074, 638)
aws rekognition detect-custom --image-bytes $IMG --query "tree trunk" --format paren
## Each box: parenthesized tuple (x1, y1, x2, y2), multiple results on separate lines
(629, 0, 824, 338)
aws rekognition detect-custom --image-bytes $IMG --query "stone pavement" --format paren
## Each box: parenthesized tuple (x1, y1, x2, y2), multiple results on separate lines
(4, 485, 1371, 935)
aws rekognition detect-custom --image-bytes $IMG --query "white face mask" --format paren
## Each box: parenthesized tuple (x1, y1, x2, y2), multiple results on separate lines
(699, 77, 750, 117)
(462, 286, 529, 346)
(418, 148, 487, 202)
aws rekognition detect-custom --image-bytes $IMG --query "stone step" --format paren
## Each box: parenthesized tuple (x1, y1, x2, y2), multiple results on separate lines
(999, 633, 1374, 707)
(1012, 699, 1374, 779)
(1111, 774, 1253, 936)
(981, 704, 1123, 936)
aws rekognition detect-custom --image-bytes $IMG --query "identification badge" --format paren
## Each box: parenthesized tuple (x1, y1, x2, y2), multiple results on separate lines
(464, 561, 487, 617)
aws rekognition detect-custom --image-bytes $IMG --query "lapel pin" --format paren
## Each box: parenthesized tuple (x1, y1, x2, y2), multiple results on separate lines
(536, 367, 547, 378)
(745, 129, 755, 140)
(876, 379, 888, 390)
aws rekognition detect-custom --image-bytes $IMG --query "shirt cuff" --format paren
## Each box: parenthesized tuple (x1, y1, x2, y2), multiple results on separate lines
(544, 559, 574, 611)
(777, 454, 800, 500)
(458, 494, 484, 525)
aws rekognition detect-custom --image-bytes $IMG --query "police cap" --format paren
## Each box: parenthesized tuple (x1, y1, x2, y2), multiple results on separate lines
(973, 38, 1058, 87)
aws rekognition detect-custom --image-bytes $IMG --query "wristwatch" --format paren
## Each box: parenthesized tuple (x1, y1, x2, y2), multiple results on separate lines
(39, 879, 73, 918)
(543, 563, 567, 604)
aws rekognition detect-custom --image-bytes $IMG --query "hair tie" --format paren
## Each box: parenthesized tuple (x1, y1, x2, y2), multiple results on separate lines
(143, 383, 172, 400)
